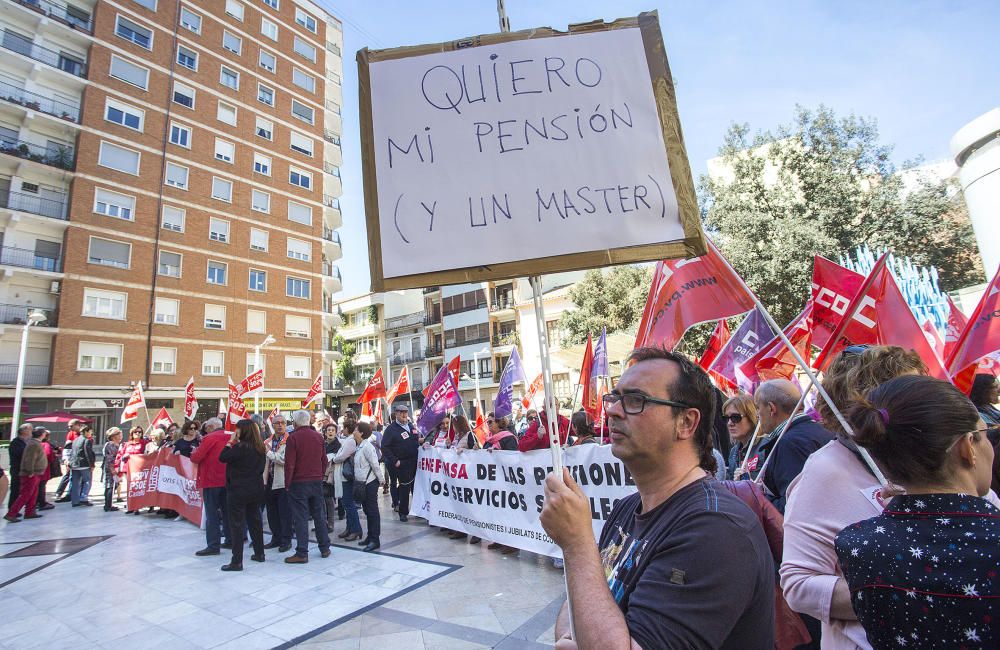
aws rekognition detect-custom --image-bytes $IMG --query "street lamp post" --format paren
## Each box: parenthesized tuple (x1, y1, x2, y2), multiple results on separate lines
(253, 334, 276, 415)
(471, 346, 489, 416)
(10, 310, 46, 439)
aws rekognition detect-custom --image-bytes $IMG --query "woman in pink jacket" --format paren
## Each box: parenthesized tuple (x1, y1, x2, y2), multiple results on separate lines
(115, 426, 146, 514)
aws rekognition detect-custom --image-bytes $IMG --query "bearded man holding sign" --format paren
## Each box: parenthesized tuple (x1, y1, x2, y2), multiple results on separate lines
(540, 348, 774, 649)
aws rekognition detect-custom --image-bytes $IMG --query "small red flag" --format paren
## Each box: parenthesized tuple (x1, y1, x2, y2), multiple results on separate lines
(303, 372, 323, 407)
(385, 367, 409, 406)
(578, 335, 598, 419)
(522, 373, 544, 409)
(150, 407, 173, 430)
(357, 368, 387, 403)
(947, 266, 1000, 394)
(810, 256, 866, 351)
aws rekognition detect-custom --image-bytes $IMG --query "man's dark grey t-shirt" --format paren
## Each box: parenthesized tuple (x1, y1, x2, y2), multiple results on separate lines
(598, 478, 775, 649)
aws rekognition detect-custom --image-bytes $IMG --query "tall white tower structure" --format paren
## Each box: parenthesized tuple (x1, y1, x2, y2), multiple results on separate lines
(951, 108, 1000, 279)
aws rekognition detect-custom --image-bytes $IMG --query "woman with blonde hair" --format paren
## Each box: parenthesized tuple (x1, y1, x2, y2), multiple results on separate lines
(722, 394, 758, 479)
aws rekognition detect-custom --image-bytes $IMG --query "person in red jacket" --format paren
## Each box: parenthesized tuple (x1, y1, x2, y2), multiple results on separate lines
(517, 410, 570, 452)
(191, 418, 231, 556)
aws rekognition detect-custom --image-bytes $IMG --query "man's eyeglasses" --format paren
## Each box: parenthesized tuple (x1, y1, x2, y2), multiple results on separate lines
(723, 414, 744, 425)
(602, 392, 693, 415)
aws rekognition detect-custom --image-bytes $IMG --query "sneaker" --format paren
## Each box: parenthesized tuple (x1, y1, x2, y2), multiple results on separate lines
(195, 548, 221, 556)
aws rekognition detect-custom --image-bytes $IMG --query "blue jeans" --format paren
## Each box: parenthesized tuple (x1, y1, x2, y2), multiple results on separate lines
(70, 468, 91, 505)
(203, 486, 230, 551)
(341, 479, 362, 535)
(288, 481, 330, 557)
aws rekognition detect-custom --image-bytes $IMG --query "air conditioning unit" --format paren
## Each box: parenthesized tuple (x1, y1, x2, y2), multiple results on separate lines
(49, 281, 61, 294)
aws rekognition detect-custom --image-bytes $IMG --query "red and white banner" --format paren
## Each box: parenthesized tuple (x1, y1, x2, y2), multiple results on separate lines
(121, 381, 145, 423)
(238, 369, 264, 397)
(357, 368, 387, 404)
(183, 376, 198, 420)
(698, 320, 735, 391)
(947, 266, 1000, 393)
(225, 377, 248, 431)
(943, 296, 969, 362)
(810, 256, 865, 351)
(150, 407, 174, 430)
(303, 371, 324, 407)
(127, 449, 202, 525)
(521, 373, 544, 409)
(385, 366, 409, 406)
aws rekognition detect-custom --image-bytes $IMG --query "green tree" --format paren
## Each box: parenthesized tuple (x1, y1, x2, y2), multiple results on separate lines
(559, 265, 652, 345)
(700, 105, 982, 327)
(333, 336, 356, 384)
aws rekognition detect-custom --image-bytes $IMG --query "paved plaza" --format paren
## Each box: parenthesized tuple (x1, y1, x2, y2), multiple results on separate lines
(0, 481, 564, 649)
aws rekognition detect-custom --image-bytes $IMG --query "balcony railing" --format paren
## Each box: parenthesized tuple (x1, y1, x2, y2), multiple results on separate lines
(323, 130, 340, 145)
(0, 79, 80, 122)
(388, 351, 425, 365)
(0, 137, 74, 170)
(1, 31, 87, 77)
(323, 162, 341, 177)
(321, 262, 341, 281)
(493, 331, 520, 347)
(322, 229, 341, 246)
(0, 363, 50, 385)
(424, 345, 443, 357)
(489, 297, 515, 312)
(423, 312, 441, 326)
(0, 245, 61, 272)
(384, 311, 424, 331)
(323, 194, 340, 209)
(0, 303, 57, 326)
(9, 0, 93, 33)
(325, 99, 341, 114)
(0, 187, 68, 220)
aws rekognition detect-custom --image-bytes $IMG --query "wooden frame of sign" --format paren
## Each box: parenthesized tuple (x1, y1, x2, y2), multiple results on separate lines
(358, 11, 706, 291)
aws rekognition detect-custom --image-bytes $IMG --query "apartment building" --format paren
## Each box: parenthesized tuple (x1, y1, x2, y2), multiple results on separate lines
(0, 0, 344, 437)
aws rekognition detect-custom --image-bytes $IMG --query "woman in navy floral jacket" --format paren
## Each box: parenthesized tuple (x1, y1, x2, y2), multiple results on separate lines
(835, 375, 998, 648)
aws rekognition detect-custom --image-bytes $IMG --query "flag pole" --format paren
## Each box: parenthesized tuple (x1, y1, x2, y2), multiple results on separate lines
(406, 364, 416, 416)
(748, 388, 808, 484)
(529, 275, 563, 474)
(713, 242, 887, 486)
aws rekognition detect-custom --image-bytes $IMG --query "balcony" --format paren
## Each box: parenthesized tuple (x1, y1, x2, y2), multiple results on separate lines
(384, 311, 423, 331)
(1, 30, 87, 77)
(388, 350, 425, 365)
(0, 79, 80, 122)
(423, 286, 441, 294)
(325, 99, 341, 115)
(0, 186, 67, 220)
(354, 350, 380, 366)
(0, 245, 61, 272)
(320, 337, 343, 360)
(424, 345, 443, 358)
(322, 228, 341, 246)
(489, 296, 515, 313)
(0, 303, 57, 326)
(322, 194, 340, 209)
(0, 363, 49, 385)
(492, 331, 520, 348)
(8, 0, 93, 34)
(323, 130, 340, 145)
(0, 137, 74, 170)
(323, 162, 340, 177)
(422, 312, 441, 327)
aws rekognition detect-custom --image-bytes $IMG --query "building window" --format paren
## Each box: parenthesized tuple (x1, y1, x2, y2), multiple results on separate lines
(204, 305, 226, 330)
(173, 82, 195, 108)
(246, 352, 265, 375)
(109, 55, 149, 89)
(179, 7, 201, 33)
(295, 8, 318, 32)
(211, 178, 233, 203)
(250, 228, 269, 251)
(255, 117, 273, 140)
(217, 101, 237, 126)
(261, 17, 278, 40)
(287, 201, 312, 225)
(249, 268, 266, 292)
(87, 237, 131, 269)
(98, 142, 140, 175)
(289, 168, 311, 189)
(220, 66, 240, 90)
(214, 139, 235, 163)
(259, 50, 276, 73)
(292, 68, 315, 93)
(247, 309, 265, 334)
(115, 15, 153, 49)
(177, 45, 197, 70)
(202, 350, 224, 375)
(133, 0, 156, 9)
(158, 251, 182, 277)
(169, 122, 192, 148)
(165, 163, 189, 189)
(262, 0, 278, 8)
(225, 0, 244, 21)
(289, 132, 313, 156)
(286, 276, 310, 299)
(93, 188, 135, 221)
(293, 37, 316, 62)
(161, 205, 184, 232)
(151, 347, 176, 374)
(251, 190, 270, 213)
(257, 83, 275, 106)
(222, 31, 242, 55)
(287, 238, 311, 262)
(285, 356, 309, 379)
(78, 342, 122, 372)
(209, 217, 230, 242)
(104, 98, 144, 131)
(154, 297, 179, 324)
(291, 100, 314, 124)
(253, 153, 271, 176)
(83, 288, 127, 320)
(207, 260, 228, 285)
(285, 314, 310, 338)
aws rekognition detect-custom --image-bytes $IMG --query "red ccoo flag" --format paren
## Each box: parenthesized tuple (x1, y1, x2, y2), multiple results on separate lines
(385, 367, 409, 406)
(946, 266, 1000, 394)
(357, 368, 387, 404)
(943, 296, 969, 362)
(121, 381, 145, 423)
(225, 377, 248, 431)
(810, 256, 866, 351)
(302, 371, 324, 407)
(634, 240, 756, 350)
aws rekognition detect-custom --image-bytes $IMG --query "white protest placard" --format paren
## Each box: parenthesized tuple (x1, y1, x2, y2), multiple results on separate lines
(411, 445, 637, 557)
(359, 12, 705, 290)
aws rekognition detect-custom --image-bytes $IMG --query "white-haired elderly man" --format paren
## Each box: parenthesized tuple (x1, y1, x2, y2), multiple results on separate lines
(283, 410, 331, 563)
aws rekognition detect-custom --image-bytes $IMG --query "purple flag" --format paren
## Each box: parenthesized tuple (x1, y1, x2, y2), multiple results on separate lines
(708, 307, 777, 393)
(417, 365, 461, 435)
(591, 327, 609, 379)
(494, 347, 525, 418)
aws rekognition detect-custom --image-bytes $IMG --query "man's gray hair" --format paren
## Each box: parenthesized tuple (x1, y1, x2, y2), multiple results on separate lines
(272, 414, 286, 423)
(18, 423, 33, 436)
(204, 417, 223, 431)
(754, 379, 801, 415)
(291, 410, 312, 427)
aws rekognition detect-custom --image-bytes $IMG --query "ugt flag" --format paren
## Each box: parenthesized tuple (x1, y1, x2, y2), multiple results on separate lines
(708, 307, 777, 393)
(494, 347, 526, 418)
(417, 364, 461, 435)
(121, 381, 145, 423)
(183, 377, 198, 420)
(947, 266, 1000, 393)
(357, 368, 386, 403)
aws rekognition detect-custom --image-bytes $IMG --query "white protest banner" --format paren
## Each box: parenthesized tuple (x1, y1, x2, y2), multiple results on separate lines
(359, 12, 705, 290)
(411, 445, 636, 557)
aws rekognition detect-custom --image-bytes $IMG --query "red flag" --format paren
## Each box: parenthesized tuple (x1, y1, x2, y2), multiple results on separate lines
(810, 256, 866, 351)
(943, 296, 969, 362)
(357, 368, 387, 403)
(183, 376, 198, 420)
(424, 356, 460, 398)
(816, 258, 949, 380)
(266, 405, 279, 424)
(634, 240, 756, 350)
(946, 266, 1000, 393)
(473, 403, 489, 447)
(121, 381, 145, 423)
(361, 400, 373, 418)
(225, 377, 248, 431)
(150, 407, 173, 430)
(578, 335, 598, 419)
(385, 367, 409, 406)
(921, 320, 945, 360)
(303, 371, 323, 407)
(698, 320, 735, 391)
(742, 304, 813, 383)
(522, 373, 544, 409)
(237, 369, 264, 397)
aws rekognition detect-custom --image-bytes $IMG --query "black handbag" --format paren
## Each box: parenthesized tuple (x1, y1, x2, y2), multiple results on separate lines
(352, 467, 372, 503)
